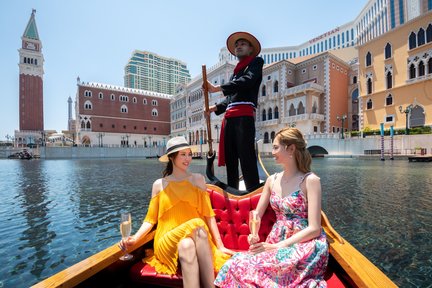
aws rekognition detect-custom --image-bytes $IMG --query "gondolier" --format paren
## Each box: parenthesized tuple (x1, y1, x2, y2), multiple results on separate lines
(206, 31, 263, 191)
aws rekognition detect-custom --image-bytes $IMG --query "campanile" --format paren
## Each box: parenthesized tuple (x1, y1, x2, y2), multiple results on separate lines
(18, 9, 44, 131)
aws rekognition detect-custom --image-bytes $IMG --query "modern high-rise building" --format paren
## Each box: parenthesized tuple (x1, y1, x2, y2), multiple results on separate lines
(15, 9, 45, 147)
(217, 0, 432, 66)
(124, 50, 191, 95)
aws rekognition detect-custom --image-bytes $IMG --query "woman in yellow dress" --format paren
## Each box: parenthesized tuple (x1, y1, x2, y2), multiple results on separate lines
(120, 136, 233, 287)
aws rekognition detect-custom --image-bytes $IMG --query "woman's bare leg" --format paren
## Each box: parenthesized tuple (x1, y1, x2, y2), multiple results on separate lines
(178, 237, 199, 287)
(195, 227, 215, 288)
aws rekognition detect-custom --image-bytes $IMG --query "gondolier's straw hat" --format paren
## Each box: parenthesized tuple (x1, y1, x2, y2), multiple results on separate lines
(226, 31, 261, 58)
(159, 136, 195, 163)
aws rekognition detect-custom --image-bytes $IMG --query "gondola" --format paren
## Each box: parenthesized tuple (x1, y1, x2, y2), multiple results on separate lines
(32, 66, 397, 288)
(31, 181, 397, 288)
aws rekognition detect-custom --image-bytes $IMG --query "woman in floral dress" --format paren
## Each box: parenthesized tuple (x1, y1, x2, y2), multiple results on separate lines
(215, 127, 328, 288)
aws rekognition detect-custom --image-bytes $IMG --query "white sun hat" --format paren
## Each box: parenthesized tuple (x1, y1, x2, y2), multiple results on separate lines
(158, 136, 195, 163)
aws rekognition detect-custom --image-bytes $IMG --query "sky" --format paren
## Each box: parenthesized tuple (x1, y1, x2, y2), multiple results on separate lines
(0, 0, 368, 140)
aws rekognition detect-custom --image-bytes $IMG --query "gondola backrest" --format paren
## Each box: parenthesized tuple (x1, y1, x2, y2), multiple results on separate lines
(207, 186, 276, 250)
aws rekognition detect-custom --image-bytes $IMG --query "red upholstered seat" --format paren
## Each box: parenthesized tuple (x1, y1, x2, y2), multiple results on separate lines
(129, 187, 348, 287)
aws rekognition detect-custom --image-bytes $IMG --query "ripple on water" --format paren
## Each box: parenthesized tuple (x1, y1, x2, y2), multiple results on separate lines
(0, 158, 431, 287)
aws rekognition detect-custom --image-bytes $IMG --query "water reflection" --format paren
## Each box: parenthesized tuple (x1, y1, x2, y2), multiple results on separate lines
(0, 158, 430, 287)
(14, 161, 54, 279)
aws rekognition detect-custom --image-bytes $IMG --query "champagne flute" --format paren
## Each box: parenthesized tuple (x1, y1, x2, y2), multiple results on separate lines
(119, 212, 133, 261)
(249, 210, 261, 240)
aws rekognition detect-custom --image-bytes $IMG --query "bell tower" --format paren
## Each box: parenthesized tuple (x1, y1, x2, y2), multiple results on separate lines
(18, 9, 44, 131)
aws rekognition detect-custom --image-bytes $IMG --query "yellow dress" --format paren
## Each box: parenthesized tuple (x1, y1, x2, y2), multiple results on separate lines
(143, 179, 230, 275)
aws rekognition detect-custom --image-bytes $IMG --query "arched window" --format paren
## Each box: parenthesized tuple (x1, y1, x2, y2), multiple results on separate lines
(409, 32, 417, 49)
(289, 104, 296, 116)
(152, 100, 158, 106)
(133, 97, 137, 103)
(428, 58, 432, 74)
(143, 98, 147, 105)
(86, 121, 91, 129)
(81, 121, 85, 129)
(262, 109, 267, 121)
(367, 99, 373, 110)
(264, 132, 269, 144)
(274, 106, 279, 119)
(386, 94, 393, 106)
(268, 108, 273, 120)
(111, 94, 115, 101)
(427, 24, 432, 43)
(84, 100, 92, 110)
(353, 76, 357, 84)
(261, 85, 266, 96)
(418, 61, 425, 77)
(385, 43, 392, 59)
(84, 90, 92, 97)
(270, 131, 276, 143)
(366, 52, 372, 66)
(410, 105, 425, 127)
(386, 71, 392, 89)
(120, 104, 128, 113)
(98, 92, 103, 99)
(273, 81, 279, 93)
(418, 28, 426, 46)
(152, 108, 158, 116)
(297, 102, 305, 114)
(409, 64, 416, 79)
(367, 78, 372, 94)
(312, 102, 318, 113)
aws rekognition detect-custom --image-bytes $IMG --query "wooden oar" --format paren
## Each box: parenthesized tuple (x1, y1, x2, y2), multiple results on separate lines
(202, 65, 214, 157)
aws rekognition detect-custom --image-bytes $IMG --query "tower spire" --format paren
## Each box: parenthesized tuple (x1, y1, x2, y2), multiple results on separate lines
(23, 9, 40, 40)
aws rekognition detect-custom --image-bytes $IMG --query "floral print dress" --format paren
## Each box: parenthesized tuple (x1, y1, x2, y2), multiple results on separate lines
(214, 173, 329, 288)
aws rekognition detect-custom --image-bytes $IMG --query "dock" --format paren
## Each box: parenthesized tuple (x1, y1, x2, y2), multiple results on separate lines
(408, 156, 432, 162)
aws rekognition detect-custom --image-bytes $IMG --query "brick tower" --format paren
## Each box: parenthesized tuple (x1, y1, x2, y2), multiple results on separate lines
(18, 9, 44, 132)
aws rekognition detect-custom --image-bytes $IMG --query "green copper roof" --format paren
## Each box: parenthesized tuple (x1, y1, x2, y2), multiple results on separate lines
(23, 9, 39, 40)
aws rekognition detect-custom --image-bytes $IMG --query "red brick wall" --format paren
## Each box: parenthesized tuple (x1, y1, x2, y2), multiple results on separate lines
(78, 85, 170, 135)
(19, 74, 44, 131)
(328, 59, 349, 132)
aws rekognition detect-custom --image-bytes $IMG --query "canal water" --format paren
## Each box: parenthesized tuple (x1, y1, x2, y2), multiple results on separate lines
(0, 158, 431, 287)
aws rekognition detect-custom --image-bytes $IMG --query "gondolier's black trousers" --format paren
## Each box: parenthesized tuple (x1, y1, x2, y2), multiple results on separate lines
(224, 116, 259, 191)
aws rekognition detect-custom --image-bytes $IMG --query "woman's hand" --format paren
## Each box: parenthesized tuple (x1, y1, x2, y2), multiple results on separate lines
(218, 246, 236, 256)
(118, 235, 136, 252)
(248, 242, 278, 254)
(248, 234, 260, 245)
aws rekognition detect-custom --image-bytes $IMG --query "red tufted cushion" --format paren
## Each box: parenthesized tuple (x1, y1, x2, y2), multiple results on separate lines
(208, 188, 276, 250)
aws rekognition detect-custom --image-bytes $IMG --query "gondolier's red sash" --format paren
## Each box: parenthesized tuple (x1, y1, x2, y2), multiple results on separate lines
(218, 105, 255, 166)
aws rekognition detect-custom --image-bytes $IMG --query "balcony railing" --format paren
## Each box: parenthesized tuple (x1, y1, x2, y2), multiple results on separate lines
(281, 113, 325, 123)
(283, 82, 324, 96)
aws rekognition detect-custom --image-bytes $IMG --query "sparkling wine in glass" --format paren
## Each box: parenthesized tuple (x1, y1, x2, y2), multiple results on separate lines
(249, 210, 261, 239)
(119, 212, 133, 261)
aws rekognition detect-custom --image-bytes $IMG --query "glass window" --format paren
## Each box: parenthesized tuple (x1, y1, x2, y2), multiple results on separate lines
(262, 109, 266, 121)
(418, 28, 426, 46)
(367, 78, 373, 94)
(418, 61, 425, 77)
(385, 43, 392, 59)
(409, 64, 416, 79)
(399, 0, 404, 24)
(386, 72, 393, 89)
(366, 52, 372, 66)
(367, 99, 373, 109)
(427, 24, 432, 42)
(409, 32, 417, 49)
(386, 94, 393, 106)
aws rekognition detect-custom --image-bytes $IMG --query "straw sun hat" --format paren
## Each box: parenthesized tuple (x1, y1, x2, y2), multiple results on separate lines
(226, 31, 261, 58)
(158, 136, 195, 163)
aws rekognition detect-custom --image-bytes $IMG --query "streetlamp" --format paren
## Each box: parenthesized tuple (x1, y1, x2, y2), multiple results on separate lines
(399, 105, 413, 135)
(337, 115, 347, 139)
(125, 134, 130, 147)
(214, 124, 219, 143)
(97, 132, 105, 147)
